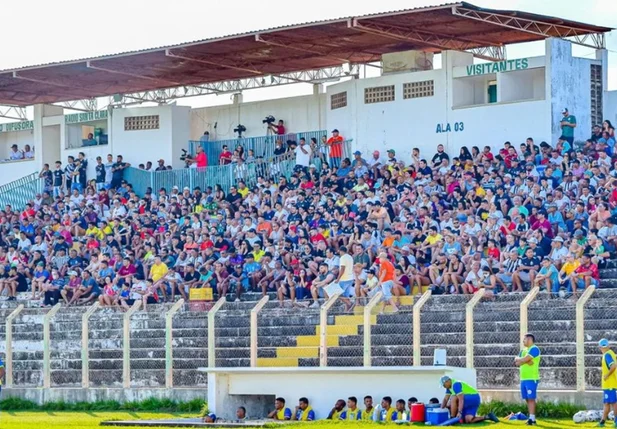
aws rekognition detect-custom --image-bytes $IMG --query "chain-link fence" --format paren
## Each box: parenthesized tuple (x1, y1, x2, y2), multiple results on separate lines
(50, 307, 82, 387)
(527, 292, 577, 390)
(584, 289, 617, 390)
(129, 310, 166, 387)
(172, 306, 208, 387)
(419, 294, 468, 368)
(87, 308, 123, 388)
(257, 299, 323, 368)
(214, 301, 251, 368)
(10, 308, 45, 387)
(370, 294, 413, 367)
(473, 293, 525, 389)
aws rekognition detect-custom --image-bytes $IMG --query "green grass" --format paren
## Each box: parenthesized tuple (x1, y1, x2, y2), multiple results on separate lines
(0, 412, 610, 429)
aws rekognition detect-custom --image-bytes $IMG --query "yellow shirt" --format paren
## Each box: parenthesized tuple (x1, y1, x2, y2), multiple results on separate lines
(252, 250, 265, 262)
(475, 187, 486, 197)
(425, 234, 443, 245)
(562, 260, 580, 276)
(150, 263, 168, 282)
(602, 350, 617, 390)
(86, 226, 104, 240)
(237, 187, 249, 198)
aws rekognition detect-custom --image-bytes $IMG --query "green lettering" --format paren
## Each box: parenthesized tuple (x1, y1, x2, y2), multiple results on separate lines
(515, 59, 522, 70)
(466, 65, 474, 76)
(521, 58, 529, 69)
(492, 63, 499, 73)
(499, 61, 507, 72)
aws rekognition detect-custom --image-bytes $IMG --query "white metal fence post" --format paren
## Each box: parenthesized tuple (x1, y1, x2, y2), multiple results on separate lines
(250, 296, 270, 367)
(576, 286, 596, 392)
(465, 289, 485, 368)
(412, 290, 432, 366)
(43, 303, 62, 389)
(208, 297, 227, 368)
(363, 291, 383, 367)
(81, 302, 100, 388)
(123, 300, 142, 389)
(165, 299, 185, 389)
(5, 305, 24, 388)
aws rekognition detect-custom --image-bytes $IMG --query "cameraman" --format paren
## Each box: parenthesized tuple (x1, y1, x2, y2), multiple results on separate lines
(269, 119, 286, 136)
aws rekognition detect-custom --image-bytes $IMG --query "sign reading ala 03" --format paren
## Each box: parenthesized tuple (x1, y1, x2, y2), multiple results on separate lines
(436, 122, 464, 133)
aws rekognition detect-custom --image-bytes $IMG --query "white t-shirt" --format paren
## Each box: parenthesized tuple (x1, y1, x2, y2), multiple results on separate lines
(339, 253, 354, 282)
(295, 144, 312, 167)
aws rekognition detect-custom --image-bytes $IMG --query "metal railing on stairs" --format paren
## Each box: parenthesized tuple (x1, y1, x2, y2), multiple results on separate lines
(0, 172, 45, 210)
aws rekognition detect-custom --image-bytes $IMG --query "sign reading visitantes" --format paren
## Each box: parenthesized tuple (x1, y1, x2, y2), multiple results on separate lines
(65, 110, 108, 124)
(466, 58, 529, 76)
(0, 120, 34, 133)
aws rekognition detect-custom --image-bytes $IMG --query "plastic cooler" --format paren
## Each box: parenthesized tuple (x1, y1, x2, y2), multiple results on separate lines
(425, 403, 441, 421)
(427, 408, 450, 425)
(410, 403, 426, 422)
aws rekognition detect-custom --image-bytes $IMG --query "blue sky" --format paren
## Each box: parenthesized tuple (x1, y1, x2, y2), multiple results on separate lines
(0, 0, 615, 108)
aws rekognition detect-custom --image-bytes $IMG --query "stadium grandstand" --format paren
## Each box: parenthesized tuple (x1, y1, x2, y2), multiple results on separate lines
(0, 1, 617, 425)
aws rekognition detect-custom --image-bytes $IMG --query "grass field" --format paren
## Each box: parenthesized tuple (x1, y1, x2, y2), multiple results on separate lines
(0, 412, 611, 428)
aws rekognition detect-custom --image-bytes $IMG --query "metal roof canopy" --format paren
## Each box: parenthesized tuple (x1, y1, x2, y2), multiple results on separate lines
(0, 2, 610, 107)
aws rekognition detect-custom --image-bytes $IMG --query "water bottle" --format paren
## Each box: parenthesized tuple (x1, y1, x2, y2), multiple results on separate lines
(372, 404, 382, 422)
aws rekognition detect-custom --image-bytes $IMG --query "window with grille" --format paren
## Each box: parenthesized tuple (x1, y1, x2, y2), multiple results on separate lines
(330, 92, 347, 110)
(590, 64, 603, 126)
(364, 85, 395, 104)
(403, 80, 435, 99)
(124, 115, 160, 131)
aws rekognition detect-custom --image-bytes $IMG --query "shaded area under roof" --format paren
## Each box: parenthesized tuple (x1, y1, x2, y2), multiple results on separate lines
(0, 2, 611, 106)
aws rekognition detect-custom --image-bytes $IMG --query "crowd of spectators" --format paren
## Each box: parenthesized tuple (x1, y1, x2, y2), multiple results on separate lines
(3, 115, 617, 309)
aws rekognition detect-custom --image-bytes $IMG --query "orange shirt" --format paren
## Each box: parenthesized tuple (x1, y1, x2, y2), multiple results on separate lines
(327, 135, 344, 158)
(256, 221, 272, 237)
(379, 259, 395, 282)
(382, 236, 395, 247)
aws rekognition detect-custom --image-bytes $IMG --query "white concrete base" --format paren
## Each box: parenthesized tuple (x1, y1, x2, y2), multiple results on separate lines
(205, 366, 476, 420)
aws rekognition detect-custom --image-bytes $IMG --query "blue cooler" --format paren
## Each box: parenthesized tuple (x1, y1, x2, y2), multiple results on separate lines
(427, 408, 450, 425)
(425, 403, 440, 421)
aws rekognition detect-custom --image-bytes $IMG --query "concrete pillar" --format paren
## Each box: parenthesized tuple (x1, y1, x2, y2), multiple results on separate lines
(33, 104, 63, 172)
(313, 83, 324, 95)
(596, 49, 609, 121)
(232, 93, 243, 105)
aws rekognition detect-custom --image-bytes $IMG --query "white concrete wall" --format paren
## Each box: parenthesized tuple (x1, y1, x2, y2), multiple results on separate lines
(326, 49, 590, 163)
(0, 159, 38, 186)
(190, 93, 327, 140)
(547, 38, 592, 143)
(208, 366, 476, 420)
(110, 105, 186, 169)
(171, 106, 191, 168)
(606, 90, 617, 125)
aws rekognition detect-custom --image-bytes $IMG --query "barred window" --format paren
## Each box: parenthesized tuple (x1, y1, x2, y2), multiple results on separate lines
(590, 64, 603, 126)
(364, 85, 395, 104)
(403, 80, 434, 99)
(330, 92, 347, 110)
(124, 115, 160, 131)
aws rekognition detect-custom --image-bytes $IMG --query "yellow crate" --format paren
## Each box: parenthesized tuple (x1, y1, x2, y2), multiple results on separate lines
(189, 288, 213, 301)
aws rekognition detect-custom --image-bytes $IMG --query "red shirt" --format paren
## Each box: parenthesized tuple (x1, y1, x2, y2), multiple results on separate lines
(276, 125, 286, 135)
(327, 135, 344, 158)
(219, 151, 232, 165)
(195, 151, 207, 168)
(487, 247, 500, 260)
(575, 263, 599, 280)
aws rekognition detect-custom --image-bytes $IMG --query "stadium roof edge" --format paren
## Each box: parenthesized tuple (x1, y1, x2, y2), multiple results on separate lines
(0, 2, 611, 106)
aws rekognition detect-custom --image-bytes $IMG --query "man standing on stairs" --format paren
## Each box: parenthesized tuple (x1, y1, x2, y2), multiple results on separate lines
(598, 338, 617, 428)
(515, 333, 541, 426)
